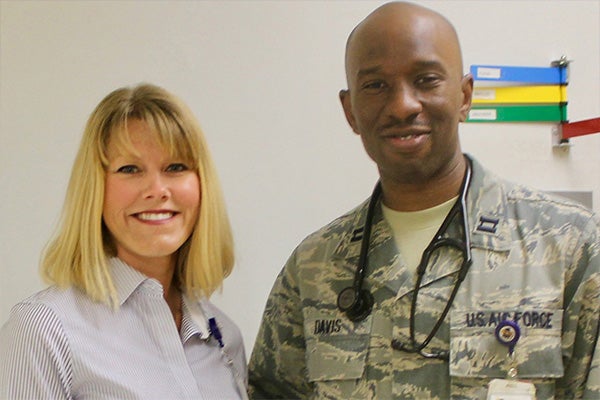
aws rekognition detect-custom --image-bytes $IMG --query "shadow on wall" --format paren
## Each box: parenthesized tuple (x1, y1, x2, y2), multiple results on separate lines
(547, 191, 593, 209)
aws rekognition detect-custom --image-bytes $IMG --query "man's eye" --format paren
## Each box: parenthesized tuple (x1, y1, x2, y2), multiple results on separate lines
(362, 81, 387, 91)
(166, 163, 189, 172)
(416, 75, 442, 87)
(116, 165, 139, 174)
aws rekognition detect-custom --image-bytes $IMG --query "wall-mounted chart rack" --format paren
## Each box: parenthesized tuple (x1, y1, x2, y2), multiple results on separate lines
(466, 57, 600, 147)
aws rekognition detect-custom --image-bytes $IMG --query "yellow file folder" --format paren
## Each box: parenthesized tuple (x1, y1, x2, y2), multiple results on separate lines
(472, 85, 567, 104)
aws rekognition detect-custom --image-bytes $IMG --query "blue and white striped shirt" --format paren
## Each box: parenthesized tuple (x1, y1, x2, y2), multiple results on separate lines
(0, 258, 247, 399)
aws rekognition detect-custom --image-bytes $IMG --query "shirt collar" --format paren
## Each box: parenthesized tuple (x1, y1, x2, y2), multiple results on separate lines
(328, 156, 513, 293)
(182, 295, 211, 340)
(109, 257, 210, 341)
(465, 155, 512, 251)
(109, 257, 156, 306)
(330, 156, 513, 256)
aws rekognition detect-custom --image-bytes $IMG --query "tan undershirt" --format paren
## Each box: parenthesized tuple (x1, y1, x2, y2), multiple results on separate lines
(382, 196, 457, 274)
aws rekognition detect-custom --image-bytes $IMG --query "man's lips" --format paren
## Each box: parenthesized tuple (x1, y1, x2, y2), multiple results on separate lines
(380, 127, 430, 151)
(381, 127, 430, 139)
(385, 132, 426, 141)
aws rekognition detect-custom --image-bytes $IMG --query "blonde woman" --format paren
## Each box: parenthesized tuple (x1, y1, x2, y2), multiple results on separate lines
(0, 83, 247, 399)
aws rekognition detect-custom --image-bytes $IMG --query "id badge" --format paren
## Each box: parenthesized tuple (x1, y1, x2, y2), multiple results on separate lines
(487, 378, 536, 400)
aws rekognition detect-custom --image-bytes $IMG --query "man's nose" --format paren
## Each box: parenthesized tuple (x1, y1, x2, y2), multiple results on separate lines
(385, 84, 423, 120)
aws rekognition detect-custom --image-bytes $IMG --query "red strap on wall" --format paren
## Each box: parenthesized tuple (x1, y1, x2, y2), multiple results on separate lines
(561, 117, 600, 139)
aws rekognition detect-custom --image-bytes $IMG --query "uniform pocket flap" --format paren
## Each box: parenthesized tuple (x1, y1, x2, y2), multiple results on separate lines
(449, 309, 564, 379)
(304, 313, 371, 382)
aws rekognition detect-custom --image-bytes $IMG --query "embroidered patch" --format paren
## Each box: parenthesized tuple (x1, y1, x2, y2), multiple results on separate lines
(313, 319, 343, 335)
(465, 311, 555, 329)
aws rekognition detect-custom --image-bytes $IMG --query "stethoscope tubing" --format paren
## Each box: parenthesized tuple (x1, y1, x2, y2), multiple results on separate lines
(353, 182, 382, 293)
(408, 159, 473, 355)
(340, 157, 474, 360)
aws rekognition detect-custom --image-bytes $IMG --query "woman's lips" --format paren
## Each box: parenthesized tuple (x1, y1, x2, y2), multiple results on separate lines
(134, 211, 176, 221)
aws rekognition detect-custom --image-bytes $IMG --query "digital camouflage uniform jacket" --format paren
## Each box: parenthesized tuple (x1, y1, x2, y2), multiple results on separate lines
(249, 156, 599, 400)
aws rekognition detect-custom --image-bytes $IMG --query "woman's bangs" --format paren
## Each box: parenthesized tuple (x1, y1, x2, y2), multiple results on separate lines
(100, 119, 138, 168)
(149, 114, 198, 167)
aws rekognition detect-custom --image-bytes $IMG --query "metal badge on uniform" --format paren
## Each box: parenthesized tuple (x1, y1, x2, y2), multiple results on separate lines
(487, 378, 536, 400)
(495, 320, 520, 355)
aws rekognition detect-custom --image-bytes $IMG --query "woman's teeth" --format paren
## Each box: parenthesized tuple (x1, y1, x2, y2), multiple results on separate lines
(137, 212, 173, 221)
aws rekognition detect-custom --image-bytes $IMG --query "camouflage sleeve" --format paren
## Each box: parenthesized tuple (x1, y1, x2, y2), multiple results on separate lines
(584, 319, 600, 398)
(557, 213, 600, 399)
(248, 250, 313, 399)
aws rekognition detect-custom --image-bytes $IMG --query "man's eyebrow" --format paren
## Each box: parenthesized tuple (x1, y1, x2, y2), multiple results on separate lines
(356, 65, 383, 79)
(356, 60, 447, 79)
(413, 60, 446, 70)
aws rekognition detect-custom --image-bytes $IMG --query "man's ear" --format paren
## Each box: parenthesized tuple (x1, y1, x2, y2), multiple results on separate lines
(458, 73, 474, 122)
(339, 89, 359, 134)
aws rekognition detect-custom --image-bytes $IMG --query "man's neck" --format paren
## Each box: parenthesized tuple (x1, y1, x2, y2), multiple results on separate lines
(381, 157, 467, 211)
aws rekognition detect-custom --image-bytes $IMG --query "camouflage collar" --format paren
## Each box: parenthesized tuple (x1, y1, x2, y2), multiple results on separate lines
(329, 156, 512, 295)
(465, 156, 512, 252)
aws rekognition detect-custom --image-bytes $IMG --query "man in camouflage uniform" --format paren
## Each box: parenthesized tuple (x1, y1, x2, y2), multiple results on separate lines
(248, 2, 600, 399)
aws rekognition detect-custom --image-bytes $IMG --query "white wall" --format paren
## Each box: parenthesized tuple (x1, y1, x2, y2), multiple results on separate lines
(1, 0, 599, 354)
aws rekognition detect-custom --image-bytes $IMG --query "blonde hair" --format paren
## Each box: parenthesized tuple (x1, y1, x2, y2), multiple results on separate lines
(42, 83, 234, 304)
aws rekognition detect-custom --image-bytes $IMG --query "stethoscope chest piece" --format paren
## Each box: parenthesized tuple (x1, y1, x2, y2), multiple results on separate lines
(337, 286, 374, 322)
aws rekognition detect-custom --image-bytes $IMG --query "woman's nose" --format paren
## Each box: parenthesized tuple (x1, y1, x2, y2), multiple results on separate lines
(143, 173, 169, 200)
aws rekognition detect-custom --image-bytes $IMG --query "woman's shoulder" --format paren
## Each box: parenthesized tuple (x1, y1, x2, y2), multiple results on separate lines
(1, 287, 73, 360)
(4, 285, 93, 334)
(16, 285, 84, 312)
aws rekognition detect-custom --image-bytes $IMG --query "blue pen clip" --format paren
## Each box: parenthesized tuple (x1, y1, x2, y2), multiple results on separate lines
(208, 317, 224, 348)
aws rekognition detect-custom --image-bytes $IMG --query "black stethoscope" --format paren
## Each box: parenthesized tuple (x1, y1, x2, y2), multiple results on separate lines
(337, 158, 473, 360)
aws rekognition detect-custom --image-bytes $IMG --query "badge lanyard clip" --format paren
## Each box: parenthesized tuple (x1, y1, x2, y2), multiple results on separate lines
(495, 320, 521, 378)
(489, 321, 535, 399)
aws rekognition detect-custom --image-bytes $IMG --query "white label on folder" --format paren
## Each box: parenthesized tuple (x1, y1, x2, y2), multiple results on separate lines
(477, 67, 502, 79)
(473, 89, 496, 100)
(469, 109, 497, 120)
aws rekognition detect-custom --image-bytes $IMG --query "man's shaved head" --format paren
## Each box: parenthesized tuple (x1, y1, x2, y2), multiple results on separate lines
(344, 2, 464, 87)
(338, 1, 473, 201)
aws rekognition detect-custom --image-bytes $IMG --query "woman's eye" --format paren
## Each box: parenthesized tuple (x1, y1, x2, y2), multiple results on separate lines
(116, 165, 139, 174)
(166, 163, 189, 172)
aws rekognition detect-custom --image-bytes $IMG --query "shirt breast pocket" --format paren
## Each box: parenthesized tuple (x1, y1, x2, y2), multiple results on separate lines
(449, 309, 564, 379)
(304, 312, 371, 382)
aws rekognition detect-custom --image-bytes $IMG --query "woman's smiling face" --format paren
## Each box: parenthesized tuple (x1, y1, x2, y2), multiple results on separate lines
(102, 119, 200, 270)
